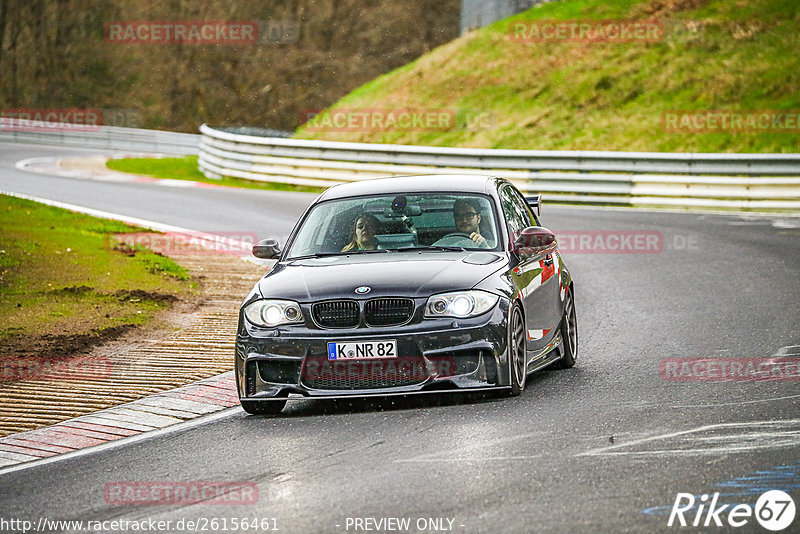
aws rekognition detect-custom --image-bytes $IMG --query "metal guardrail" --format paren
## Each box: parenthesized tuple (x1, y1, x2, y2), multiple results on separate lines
(0, 125, 199, 155)
(198, 124, 800, 210)
(213, 126, 293, 139)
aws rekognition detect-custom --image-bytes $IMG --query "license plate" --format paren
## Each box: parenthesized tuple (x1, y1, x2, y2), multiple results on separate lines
(327, 340, 397, 360)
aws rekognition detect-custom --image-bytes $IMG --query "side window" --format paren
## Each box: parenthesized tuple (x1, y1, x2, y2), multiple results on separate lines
(510, 187, 534, 228)
(500, 185, 530, 247)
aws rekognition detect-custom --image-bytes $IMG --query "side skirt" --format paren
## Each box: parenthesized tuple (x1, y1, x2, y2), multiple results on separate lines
(525, 330, 564, 373)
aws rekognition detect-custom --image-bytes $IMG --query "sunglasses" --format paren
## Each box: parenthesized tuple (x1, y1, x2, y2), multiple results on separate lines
(454, 212, 478, 220)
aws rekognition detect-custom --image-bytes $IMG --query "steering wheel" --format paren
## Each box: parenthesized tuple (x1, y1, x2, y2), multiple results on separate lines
(434, 232, 476, 247)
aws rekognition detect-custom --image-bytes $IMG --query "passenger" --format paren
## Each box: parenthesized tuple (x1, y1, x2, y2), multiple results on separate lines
(453, 198, 489, 248)
(342, 213, 380, 251)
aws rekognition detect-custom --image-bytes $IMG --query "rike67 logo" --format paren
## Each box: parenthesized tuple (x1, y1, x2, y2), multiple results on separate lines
(668, 490, 795, 531)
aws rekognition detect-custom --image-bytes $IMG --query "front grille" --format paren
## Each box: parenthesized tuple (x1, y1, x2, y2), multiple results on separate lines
(313, 300, 359, 328)
(365, 298, 415, 326)
(301, 355, 428, 390)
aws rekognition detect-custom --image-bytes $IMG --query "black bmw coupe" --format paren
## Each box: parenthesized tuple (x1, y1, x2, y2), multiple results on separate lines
(235, 175, 577, 414)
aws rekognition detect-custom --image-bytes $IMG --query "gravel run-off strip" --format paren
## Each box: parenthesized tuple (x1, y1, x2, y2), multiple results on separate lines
(0, 241, 266, 440)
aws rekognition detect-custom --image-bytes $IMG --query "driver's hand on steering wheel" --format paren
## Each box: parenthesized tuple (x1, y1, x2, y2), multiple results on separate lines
(470, 232, 488, 248)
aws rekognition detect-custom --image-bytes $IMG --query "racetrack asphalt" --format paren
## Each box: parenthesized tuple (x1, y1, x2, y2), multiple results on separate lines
(1, 141, 799, 533)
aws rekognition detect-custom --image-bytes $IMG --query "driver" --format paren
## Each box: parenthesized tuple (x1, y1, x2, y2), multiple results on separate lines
(453, 198, 489, 248)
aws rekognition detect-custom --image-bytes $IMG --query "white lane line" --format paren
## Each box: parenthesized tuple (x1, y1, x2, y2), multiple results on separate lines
(693, 430, 800, 442)
(668, 393, 800, 409)
(579, 419, 800, 457)
(16, 155, 218, 189)
(0, 406, 242, 477)
(396, 455, 543, 463)
(0, 189, 265, 265)
(584, 420, 800, 453)
(583, 444, 800, 457)
(154, 179, 198, 188)
(772, 219, 800, 228)
(1, 189, 205, 232)
(14, 156, 58, 169)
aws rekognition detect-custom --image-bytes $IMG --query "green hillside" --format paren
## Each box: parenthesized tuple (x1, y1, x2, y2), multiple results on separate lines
(295, 0, 799, 153)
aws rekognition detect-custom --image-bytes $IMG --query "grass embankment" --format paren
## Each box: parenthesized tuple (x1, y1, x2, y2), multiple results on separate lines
(106, 156, 325, 193)
(0, 195, 196, 359)
(295, 0, 800, 153)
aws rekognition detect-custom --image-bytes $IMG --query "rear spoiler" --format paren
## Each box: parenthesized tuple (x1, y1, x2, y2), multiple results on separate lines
(525, 194, 542, 216)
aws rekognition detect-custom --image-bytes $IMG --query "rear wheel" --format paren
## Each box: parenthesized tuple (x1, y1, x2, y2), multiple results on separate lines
(240, 399, 287, 415)
(553, 287, 577, 369)
(509, 303, 527, 396)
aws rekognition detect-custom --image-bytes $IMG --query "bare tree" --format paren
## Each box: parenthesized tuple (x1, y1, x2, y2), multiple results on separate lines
(0, 0, 459, 130)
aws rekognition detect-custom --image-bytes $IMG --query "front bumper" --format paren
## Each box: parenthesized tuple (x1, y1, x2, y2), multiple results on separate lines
(235, 299, 511, 400)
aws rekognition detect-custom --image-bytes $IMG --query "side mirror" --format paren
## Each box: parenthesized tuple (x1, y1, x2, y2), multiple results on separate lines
(514, 226, 557, 256)
(253, 238, 281, 259)
(525, 194, 542, 216)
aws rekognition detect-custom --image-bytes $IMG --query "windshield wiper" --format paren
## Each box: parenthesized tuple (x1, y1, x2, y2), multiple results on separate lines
(392, 245, 465, 252)
(289, 249, 390, 260)
(347, 249, 391, 254)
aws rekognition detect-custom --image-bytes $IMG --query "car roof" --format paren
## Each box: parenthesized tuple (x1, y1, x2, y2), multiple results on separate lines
(318, 174, 503, 201)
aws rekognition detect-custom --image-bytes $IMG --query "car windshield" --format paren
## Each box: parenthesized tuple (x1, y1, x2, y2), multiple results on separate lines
(286, 193, 500, 259)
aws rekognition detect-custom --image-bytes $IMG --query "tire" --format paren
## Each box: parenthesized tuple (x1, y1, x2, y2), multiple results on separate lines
(509, 302, 527, 396)
(240, 399, 287, 415)
(553, 286, 577, 369)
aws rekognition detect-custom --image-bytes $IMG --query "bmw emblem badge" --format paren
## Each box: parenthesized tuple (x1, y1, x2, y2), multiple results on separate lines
(355, 286, 371, 294)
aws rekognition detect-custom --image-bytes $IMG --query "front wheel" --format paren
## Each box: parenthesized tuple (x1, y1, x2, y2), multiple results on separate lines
(553, 287, 577, 369)
(240, 399, 287, 415)
(509, 303, 527, 396)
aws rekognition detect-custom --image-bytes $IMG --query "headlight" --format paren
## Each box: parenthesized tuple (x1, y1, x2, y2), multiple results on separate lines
(243, 299, 304, 327)
(424, 290, 499, 319)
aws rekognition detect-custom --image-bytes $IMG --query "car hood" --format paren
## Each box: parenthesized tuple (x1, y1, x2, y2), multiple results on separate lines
(257, 251, 507, 301)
